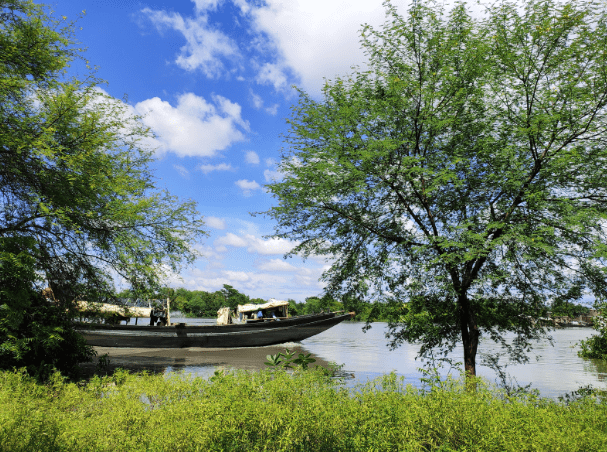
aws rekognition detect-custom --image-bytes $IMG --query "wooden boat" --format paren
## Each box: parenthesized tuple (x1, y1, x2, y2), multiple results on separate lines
(75, 311, 353, 348)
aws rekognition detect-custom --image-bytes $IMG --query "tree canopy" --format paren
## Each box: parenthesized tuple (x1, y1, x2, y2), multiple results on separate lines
(0, 0, 206, 377)
(266, 0, 607, 377)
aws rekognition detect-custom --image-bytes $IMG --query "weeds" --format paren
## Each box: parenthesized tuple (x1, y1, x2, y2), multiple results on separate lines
(265, 348, 316, 370)
(0, 368, 606, 451)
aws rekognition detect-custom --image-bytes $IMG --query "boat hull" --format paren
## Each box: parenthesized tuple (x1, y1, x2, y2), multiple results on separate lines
(75, 312, 351, 348)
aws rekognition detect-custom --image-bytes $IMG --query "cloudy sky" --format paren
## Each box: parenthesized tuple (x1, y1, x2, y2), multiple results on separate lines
(54, 0, 451, 301)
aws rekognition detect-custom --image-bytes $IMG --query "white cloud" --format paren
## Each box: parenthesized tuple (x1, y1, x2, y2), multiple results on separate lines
(173, 164, 190, 178)
(222, 270, 253, 282)
(265, 103, 279, 115)
(265, 158, 277, 167)
(232, 0, 251, 14)
(256, 258, 298, 272)
(245, 1, 479, 97)
(215, 232, 248, 252)
(263, 168, 282, 182)
(178, 267, 288, 293)
(193, 244, 225, 265)
(235, 179, 262, 196)
(199, 163, 236, 174)
(245, 150, 260, 165)
(247, 0, 388, 95)
(292, 268, 326, 290)
(205, 216, 226, 229)
(213, 95, 248, 128)
(134, 93, 248, 157)
(245, 235, 296, 255)
(250, 91, 264, 109)
(193, 0, 222, 12)
(255, 62, 289, 91)
(141, 7, 238, 77)
(249, 90, 279, 115)
(215, 232, 298, 255)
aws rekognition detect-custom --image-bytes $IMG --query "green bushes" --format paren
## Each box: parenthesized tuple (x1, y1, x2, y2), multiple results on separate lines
(0, 238, 95, 381)
(579, 301, 607, 361)
(1, 368, 606, 451)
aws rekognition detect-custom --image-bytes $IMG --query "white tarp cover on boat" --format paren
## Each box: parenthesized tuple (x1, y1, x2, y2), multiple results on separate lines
(237, 299, 289, 314)
(216, 307, 233, 325)
(75, 301, 152, 318)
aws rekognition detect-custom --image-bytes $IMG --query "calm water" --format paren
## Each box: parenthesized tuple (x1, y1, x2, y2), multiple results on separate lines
(94, 316, 607, 399)
(302, 321, 607, 398)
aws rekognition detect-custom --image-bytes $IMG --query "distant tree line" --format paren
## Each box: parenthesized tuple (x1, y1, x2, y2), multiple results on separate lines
(117, 285, 384, 320)
(117, 285, 259, 318)
(119, 284, 591, 323)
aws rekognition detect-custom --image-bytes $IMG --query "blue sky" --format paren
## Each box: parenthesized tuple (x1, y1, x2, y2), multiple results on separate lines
(50, 0, 418, 301)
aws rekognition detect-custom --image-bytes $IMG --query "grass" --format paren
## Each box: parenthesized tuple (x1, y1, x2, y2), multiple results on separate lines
(1, 367, 606, 451)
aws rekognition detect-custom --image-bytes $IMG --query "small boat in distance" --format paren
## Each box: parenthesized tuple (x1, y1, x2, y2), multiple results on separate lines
(75, 299, 354, 348)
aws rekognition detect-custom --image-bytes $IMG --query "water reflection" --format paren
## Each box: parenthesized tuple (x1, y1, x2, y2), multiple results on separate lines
(87, 317, 607, 399)
(582, 357, 607, 383)
(85, 343, 332, 378)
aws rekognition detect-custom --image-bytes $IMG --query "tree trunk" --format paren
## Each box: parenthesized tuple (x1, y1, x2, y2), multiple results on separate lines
(458, 293, 480, 381)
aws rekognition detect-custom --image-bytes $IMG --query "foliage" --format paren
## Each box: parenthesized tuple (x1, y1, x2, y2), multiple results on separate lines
(0, 0, 206, 377)
(550, 300, 590, 318)
(165, 285, 363, 319)
(1, 369, 607, 451)
(161, 285, 258, 318)
(289, 294, 374, 319)
(264, 348, 316, 370)
(0, 0, 206, 302)
(578, 301, 607, 360)
(0, 237, 94, 380)
(265, 0, 607, 377)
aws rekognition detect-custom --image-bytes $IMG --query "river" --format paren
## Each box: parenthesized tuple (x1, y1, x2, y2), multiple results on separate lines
(89, 315, 607, 399)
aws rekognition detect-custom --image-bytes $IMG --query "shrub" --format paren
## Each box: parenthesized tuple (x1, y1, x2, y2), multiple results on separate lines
(579, 301, 607, 361)
(1, 368, 607, 451)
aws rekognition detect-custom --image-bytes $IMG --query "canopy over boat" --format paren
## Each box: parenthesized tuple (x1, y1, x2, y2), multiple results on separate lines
(237, 299, 289, 314)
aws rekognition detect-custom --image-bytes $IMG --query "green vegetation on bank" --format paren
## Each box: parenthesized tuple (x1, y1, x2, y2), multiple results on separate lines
(119, 285, 266, 319)
(131, 285, 591, 325)
(121, 285, 375, 320)
(1, 368, 607, 452)
(579, 301, 607, 361)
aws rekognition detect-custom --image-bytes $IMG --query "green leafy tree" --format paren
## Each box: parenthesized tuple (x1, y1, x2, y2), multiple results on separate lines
(220, 284, 249, 309)
(578, 301, 607, 360)
(265, 0, 607, 378)
(0, 236, 92, 380)
(184, 295, 205, 317)
(287, 299, 300, 316)
(303, 297, 322, 314)
(341, 295, 372, 321)
(172, 295, 188, 312)
(0, 0, 206, 376)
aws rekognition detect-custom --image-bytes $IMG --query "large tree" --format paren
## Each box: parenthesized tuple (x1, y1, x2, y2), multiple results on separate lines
(266, 0, 607, 378)
(0, 0, 206, 376)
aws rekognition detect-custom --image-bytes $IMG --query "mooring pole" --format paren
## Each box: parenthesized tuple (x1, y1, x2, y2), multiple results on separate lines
(166, 297, 171, 326)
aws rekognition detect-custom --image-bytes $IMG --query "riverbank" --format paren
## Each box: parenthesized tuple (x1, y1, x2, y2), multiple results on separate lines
(1, 368, 606, 451)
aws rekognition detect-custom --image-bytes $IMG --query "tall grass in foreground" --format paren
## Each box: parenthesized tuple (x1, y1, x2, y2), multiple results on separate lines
(1, 368, 606, 451)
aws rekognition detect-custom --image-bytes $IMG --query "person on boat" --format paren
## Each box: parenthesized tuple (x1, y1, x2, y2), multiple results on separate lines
(257, 310, 263, 319)
(272, 311, 280, 321)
